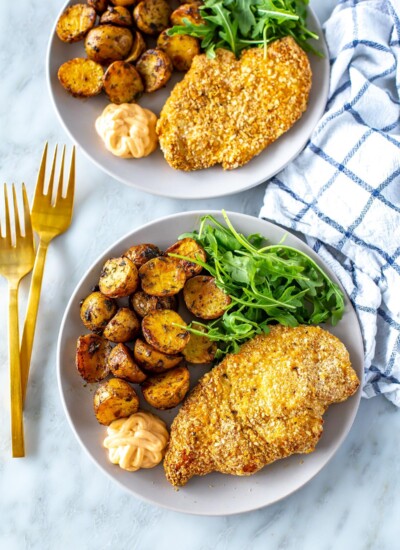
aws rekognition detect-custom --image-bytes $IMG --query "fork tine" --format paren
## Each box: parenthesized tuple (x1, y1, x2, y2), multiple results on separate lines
(45, 145, 58, 206)
(56, 145, 66, 204)
(4, 184, 12, 245)
(12, 184, 21, 245)
(64, 146, 75, 206)
(22, 184, 33, 242)
(37, 142, 48, 194)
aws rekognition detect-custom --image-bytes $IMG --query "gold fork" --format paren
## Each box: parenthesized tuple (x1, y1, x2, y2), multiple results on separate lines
(0, 184, 35, 457)
(20, 143, 75, 404)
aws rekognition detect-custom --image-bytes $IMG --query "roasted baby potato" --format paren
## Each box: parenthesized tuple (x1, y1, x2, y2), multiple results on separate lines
(170, 3, 204, 26)
(93, 378, 139, 425)
(100, 5, 133, 26)
(183, 275, 232, 319)
(142, 309, 190, 354)
(157, 31, 200, 71)
(182, 323, 216, 364)
(108, 343, 147, 383)
(88, 0, 108, 14)
(111, 0, 138, 5)
(130, 290, 178, 318)
(123, 243, 161, 267)
(134, 338, 183, 372)
(56, 4, 96, 43)
(141, 365, 190, 409)
(165, 237, 206, 277)
(99, 256, 139, 298)
(103, 307, 140, 342)
(58, 58, 104, 98)
(136, 48, 173, 92)
(138, 256, 186, 296)
(103, 61, 144, 104)
(133, 0, 171, 36)
(125, 31, 147, 63)
(76, 334, 112, 382)
(80, 291, 118, 332)
(85, 25, 134, 64)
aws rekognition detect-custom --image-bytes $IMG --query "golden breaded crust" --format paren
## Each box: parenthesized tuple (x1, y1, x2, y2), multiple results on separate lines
(156, 37, 312, 171)
(164, 325, 360, 487)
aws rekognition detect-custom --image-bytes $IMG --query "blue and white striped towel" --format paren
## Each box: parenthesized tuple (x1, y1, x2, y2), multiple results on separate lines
(260, 0, 400, 406)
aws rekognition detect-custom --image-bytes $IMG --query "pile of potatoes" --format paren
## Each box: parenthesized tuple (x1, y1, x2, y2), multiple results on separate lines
(76, 236, 231, 426)
(56, 0, 204, 102)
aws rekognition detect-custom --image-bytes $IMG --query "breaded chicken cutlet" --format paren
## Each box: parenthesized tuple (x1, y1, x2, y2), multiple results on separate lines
(164, 325, 360, 487)
(157, 36, 312, 171)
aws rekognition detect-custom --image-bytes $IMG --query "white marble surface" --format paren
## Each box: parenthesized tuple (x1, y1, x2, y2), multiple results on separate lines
(1, 0, 399, 548)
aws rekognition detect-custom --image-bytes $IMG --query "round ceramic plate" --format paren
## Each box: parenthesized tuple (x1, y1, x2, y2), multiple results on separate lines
(57, 211, 364, 516)
(47, 1, 329, 199)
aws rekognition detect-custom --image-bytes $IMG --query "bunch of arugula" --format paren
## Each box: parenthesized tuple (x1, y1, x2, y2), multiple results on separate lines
(174, 212, 344, 360)
(167, 0, 321, 59)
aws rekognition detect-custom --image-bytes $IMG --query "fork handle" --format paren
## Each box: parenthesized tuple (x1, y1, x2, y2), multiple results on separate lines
(9, 284, 25, 457)
(20, 239, 49, 405)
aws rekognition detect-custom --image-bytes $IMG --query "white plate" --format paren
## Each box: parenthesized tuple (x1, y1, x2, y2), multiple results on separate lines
(57, 211, 364, 515)
(47, 1, 329, 199)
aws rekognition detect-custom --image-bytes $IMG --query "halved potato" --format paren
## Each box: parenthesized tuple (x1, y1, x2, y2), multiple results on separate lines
(56, 4, 96, 43)
(99, 256, 139, 298)
(130, 290, 178, 318)
(76, 334, 112, 382)
(88, 0, 108, 14)
(157, 31, 200, 71)
(103, 307, 141, 342)
(58, 58, 104, 98)
(138, 256, 186, 296)
(93, 378, 139, 425)
(183, 275, 232, 319)
(85, 25, 134, 64)
(165, 237, 206, 277)
(141, 365, 190, 409)
(100, 5, 133, 26)
(142, 309, 190, 354)
(125, 31, 147, 63)
(123, 243, 161, 267)
(182, 323, 216, 364)
(133, 0, 171, 36)
(134, 338, 182, 372)
(103, 61, 144, 104)
(170, 3, 204, 26)
(80, 291, 118, 332)
(108, 343, 147, 383)
(136, 48, 173, 92)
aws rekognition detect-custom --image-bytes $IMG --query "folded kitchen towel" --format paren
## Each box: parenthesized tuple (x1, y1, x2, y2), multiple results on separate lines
(260, 0, 400, 406)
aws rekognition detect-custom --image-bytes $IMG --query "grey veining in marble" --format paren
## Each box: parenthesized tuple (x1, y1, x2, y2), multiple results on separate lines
(0, 1, 399, 549)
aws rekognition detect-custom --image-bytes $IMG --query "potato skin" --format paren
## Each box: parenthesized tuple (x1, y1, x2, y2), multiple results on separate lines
(165, 237, 206, 277)
(103, 61, 144, 104)
(123, 243, 161, 267)
(182, 323, 216, 364)
(133, 0, 171, 36)
(170, 4, 204, 26)
(80, 291, 118, 332)
(93, 378, 139, 425)
(88, 0, 109, 14)
(99, 256, 139, 298)
(100, 6, 133, 26)
(56, 4, 96, 43)
(58, 58, 104, 98)
(103, 307, 141, 342)
(142, 309, 190, 354)
(85, 25, 134, 64)
(157, 31, 200, 72)
(141, 365, 190, 409)
(139, 256, 186, 296)
(136, 48, 173, 92)
(130, 290, 178, 318)
(76, 334, 112, 382)
(134, 338, 182, 372)
(108, 343, 147, 382)
(125, 31, 147, 63)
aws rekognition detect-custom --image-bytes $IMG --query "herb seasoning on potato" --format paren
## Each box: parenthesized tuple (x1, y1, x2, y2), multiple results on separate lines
(142, 309, 190, 355)
(80, 291, 117, 332)
(108, 343, 147, 383)
(99, 256, 139, 298)
(103, 307, 141, 342)
(93, 378, 140, 425)
(139, 256, 186, 296)
(141, 365, 190, 409)
(134, 338, 183, 373)
(76, 333, 112, 382)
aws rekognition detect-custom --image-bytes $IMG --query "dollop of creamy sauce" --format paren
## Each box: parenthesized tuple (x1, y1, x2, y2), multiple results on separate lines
(103, 411, 169, 471)
(95, 103, 158, 159)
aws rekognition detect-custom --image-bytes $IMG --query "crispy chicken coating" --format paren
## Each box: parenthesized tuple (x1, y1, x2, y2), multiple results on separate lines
(164, 325, 360, 487)
(157, 37, 312, 171)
